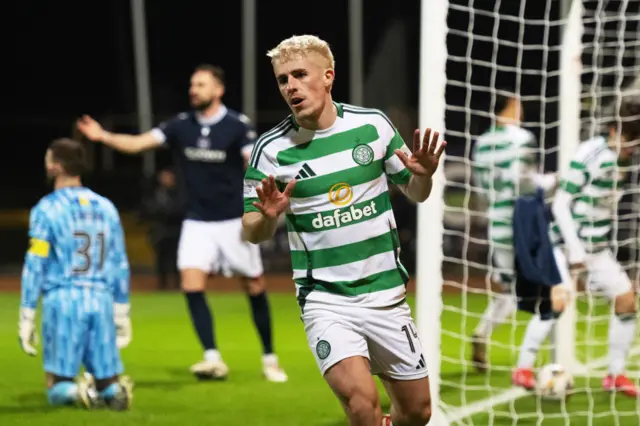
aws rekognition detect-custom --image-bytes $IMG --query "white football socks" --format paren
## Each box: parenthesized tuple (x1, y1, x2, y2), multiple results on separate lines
(608, 313, 636, 376)
(517, 315, 555, 369)
(262, 353, 278, 366)
(204, 349, 222, 363)
(474, 294, 517, 338)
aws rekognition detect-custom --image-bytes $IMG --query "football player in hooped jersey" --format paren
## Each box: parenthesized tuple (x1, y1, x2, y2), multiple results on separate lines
(76, 65, 287, 382)
(551, 98, 640, 397)
(242, 35, 446, 426)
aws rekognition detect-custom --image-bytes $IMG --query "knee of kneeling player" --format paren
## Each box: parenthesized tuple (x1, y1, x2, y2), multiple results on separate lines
(46, 381, 77, 406)
(614, 291, 637, 316)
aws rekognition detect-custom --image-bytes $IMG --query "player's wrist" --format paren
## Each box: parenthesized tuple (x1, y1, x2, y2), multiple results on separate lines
(19, 307, 36, 322)
(100, 130, 112, 144)
(114, 303, 130, 318)
(407, 173, 433, 202)
(413, 172, 434, 181)
(247, 211, 279, 243)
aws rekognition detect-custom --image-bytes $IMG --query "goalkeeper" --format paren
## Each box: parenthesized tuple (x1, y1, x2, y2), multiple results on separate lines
(18, 138, 134, 410)
(470, 92, 561, 384)
(551, 98, 640, 398)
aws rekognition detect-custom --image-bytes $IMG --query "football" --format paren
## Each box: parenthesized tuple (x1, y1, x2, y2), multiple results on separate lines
(536, 364, 574, 401)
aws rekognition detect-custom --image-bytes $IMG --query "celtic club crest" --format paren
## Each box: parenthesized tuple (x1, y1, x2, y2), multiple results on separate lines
(316, 340, 331, 360)
(352, 144, 374, 166)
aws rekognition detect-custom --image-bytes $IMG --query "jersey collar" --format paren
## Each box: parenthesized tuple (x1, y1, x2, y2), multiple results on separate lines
(195, 104, 228, 126)
(289, 101, 344, 132)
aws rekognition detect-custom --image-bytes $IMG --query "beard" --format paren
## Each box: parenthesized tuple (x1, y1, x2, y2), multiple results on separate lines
(191, 97, 215, 112)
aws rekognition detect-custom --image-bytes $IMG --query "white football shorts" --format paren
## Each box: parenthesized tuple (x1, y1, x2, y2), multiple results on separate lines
(555, 248, 632, 301)
(302, 300, 429, 381)
(177, 218, 263, 278)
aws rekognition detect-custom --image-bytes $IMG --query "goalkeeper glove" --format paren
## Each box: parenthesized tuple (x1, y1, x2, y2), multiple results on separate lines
(18, 307, 38, 356)
(114, 303, 132, 349)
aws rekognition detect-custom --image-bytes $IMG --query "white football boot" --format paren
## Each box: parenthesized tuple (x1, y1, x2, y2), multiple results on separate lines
(190, 359, 229, 380)
(263, 354, 288, 383)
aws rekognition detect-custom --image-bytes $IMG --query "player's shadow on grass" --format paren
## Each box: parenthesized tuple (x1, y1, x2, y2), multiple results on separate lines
(0, 392, 56, 415)
(317, 402, 392, 426)
(131, 367, 222, 390)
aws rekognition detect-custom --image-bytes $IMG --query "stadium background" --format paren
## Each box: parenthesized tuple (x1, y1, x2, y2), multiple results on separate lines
(2, 0, 638, 283)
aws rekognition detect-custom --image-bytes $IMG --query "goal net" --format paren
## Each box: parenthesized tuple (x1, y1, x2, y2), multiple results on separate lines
(417, 0, 640, 424)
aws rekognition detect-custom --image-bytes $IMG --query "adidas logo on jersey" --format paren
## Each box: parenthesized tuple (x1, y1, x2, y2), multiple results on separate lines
(311, 201, 378, 229)
(295, 163, 316, 180)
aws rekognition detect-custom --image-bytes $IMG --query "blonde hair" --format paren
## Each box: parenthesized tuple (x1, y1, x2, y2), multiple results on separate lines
(267, 35, 335, 69)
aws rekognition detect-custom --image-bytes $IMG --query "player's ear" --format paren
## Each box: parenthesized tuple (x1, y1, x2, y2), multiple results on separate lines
(324, 69, 335, 89)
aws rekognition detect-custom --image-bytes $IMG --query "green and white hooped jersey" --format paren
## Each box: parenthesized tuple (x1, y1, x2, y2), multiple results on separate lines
(472, 124, 539, 247)
(550, 136, 626, 252)
(243, 102, 412, 308)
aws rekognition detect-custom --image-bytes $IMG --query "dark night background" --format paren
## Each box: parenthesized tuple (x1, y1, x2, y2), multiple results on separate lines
(1, 0, 557, 207)
(1, 0, 638, 272)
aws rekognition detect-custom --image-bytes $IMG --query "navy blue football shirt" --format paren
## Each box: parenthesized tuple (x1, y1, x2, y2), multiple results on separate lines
(151, 105, 256, 221)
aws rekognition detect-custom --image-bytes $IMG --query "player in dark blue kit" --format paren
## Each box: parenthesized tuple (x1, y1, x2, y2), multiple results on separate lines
(19, 138, 133, 409)
(76, 64, 287, 382)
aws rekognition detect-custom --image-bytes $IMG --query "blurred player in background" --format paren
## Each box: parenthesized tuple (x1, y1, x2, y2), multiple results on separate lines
(18, 138, 133, 410)
(76, 64, 287, 382)
(551, 98, 640, 397)
(139, 168, 182, 291)
(242, 35, 445, 426)
(470, 92, 564, 387)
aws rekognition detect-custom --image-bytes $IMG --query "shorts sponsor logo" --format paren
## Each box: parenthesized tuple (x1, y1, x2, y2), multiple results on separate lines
(316, 340, 331, 360)
(352, 144, 374, 166)
(328, 182, 353, 206)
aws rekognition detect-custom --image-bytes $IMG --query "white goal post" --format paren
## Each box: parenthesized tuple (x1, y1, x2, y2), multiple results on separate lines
(552, 0, 582, 374)
(416, 0, 448, 424)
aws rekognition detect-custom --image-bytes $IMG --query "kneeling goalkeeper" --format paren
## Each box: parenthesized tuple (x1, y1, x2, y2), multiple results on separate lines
(18, 138, 133, 410)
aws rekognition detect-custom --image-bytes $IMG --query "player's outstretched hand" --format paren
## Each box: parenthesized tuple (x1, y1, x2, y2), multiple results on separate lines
(76, 115, 105, 142)
(253, 175, 296, 219)
(18, 307, 38, 356)
(395, 128, 447, 177)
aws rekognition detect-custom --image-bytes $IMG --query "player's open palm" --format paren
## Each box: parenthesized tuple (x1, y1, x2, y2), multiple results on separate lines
(76, 115, 105, 142)
(253, 175, 296, 219)
(395, 128, 447, 177)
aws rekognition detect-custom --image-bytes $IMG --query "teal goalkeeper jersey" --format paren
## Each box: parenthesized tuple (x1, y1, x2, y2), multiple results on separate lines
(21, 186, 130, 309)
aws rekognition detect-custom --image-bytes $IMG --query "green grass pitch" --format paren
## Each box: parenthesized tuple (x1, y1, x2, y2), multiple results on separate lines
(0, 290, 639, 425)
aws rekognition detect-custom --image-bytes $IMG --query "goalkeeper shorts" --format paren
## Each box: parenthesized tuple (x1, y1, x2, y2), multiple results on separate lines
(42, 287, 123, 380)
